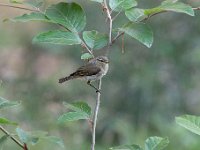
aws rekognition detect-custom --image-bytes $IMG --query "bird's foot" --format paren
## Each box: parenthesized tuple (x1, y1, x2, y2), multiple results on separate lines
(96, 89, 101, 93)
(87, 81, 101, 93)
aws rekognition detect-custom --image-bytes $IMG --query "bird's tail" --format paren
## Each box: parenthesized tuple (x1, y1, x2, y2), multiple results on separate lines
(58, 76, 73, 83)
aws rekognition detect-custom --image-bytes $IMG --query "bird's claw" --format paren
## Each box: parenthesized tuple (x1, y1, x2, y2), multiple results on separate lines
(96, 89, 101, 93)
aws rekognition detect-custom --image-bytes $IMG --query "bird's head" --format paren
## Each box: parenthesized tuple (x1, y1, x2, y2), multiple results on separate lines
(96, 56, 109, 64)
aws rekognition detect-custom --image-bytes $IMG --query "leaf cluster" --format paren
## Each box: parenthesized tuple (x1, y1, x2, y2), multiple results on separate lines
(0, 96, 64, 149)
(9, 0, 195, 57)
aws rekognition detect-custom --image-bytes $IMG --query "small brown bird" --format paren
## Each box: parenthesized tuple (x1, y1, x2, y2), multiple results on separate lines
(59, 56, 109, 92)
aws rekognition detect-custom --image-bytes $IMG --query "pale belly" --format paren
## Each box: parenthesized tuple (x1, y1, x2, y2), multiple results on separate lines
(85, 64, 109, 82)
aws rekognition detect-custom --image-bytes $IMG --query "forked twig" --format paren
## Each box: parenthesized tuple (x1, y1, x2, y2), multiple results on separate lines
(0, 126, 25, 149)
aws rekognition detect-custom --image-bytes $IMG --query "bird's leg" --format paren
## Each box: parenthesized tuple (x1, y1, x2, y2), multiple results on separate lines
(87, 81, 101, 93)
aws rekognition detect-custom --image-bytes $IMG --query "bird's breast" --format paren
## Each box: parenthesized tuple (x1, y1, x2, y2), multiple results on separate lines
(102, 64, 109, 75)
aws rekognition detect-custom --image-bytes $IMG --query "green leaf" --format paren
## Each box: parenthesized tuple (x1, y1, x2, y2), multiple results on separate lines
(16, 128, 33, 144)
(58, 112, 89, 123)
(0, 117, 17, 125)
(33, 30, 82, 45)
(0, 135, 9, 150)
(89, 0, 103, 3)
(29, 131, 48, 137)
(81, 53, 93, 60)
(13, 12, 52, 22)
(45, 2, 86, 32)
(63, 101, 91, 116)
(144, 8, 163, 16)
(109, 0, 137, 12)
(9, 0, 23, 4)
(176, 115, 200, 135)
(145, 1, 194, 17)
(125, 8, 147, 22)
(145, 136, 169, 150)
(43, 136, 65, 148)
(83, 30, 108, 50)
(159, 1, 194, 16)
(119, 22, 153, 48)
(16, 128, 47, 145)
(109, 144, 143, 150)
(0, 97, 20, 109)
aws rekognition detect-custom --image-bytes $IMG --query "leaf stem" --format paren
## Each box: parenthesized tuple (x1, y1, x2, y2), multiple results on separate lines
(112, 11, 121, 21)
(0, 3, 39, 12)
(0, 126, 25, 149)
(111, 32, 124, 45)
(81, 41, 94, 57)
(142, 7, 200, 22)
(91, 79, 102, 150)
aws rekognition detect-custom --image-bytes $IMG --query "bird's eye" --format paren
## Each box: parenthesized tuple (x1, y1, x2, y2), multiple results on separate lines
(98, 58, 104, 62)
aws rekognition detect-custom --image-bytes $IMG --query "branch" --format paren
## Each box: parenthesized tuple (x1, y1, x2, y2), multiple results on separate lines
(102, 0, 112, 44)
(112, 11, 121, 21)
(142, 10, 167, 21)
(0, 3, 39, 12)
(81, 41, 94, 57)
(142, 7, 200, 22)
(91, 79, 102, 150)
(193, 7, 200, 10)
(111, 32, 124, 45)
(0, 126, 25, 149)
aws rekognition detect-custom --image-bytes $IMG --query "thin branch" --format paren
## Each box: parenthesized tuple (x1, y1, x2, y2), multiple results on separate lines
(121, 33, 125, 54)
(0, 126, 25, 149)
(24, 144, 28, 150)
(193, 7, 200, 10)
(111, 32, 124, 45)
(81, 41, 94, 57)
(102, 0, 112, 44)
(112, 11, 121, 21)
(142, 7, 200, 22)
(0, 3, 39, 12)
(91, 79, 102, 150)
(141, 10, 167, 22)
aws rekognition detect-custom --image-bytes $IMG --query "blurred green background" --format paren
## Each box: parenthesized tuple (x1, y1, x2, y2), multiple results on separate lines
(1, 0, 200, 149)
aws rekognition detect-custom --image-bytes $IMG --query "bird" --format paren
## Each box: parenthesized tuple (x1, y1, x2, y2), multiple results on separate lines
(58, 56, 109, 92)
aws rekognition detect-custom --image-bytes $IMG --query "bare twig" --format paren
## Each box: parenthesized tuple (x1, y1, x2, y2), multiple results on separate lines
(102, 0, 112, 44)
(87, 119, 93, 132)
(121, 33, 125, 54)
(112, 11, 121, 21)
(81, 41, 94, 57)
(91, 79, 102, 150)
(0, 126, 25, 149)
(111, 32, 124, 45)
(24, 143, 28, 150)
(193, 7, 200, 10)
(0, 3, 39, 12)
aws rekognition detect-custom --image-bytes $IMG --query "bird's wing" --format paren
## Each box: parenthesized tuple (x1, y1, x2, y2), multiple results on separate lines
(70, 63, 101, 77)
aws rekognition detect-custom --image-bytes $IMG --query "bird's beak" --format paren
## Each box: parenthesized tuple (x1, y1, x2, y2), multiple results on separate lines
(105, 60, 109, 63)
